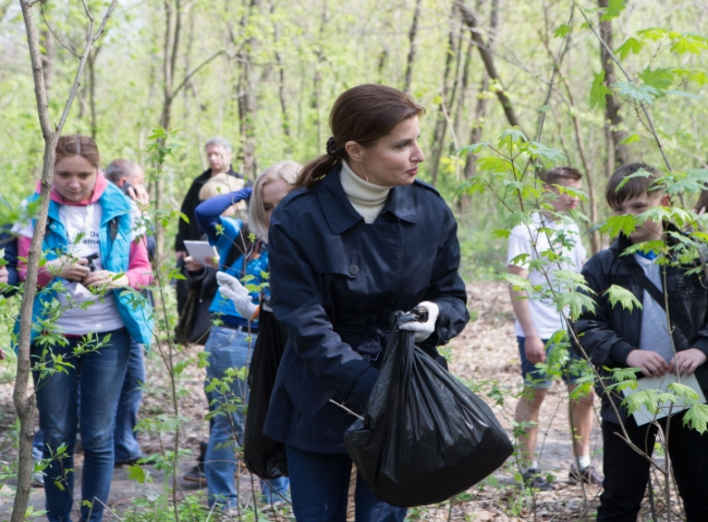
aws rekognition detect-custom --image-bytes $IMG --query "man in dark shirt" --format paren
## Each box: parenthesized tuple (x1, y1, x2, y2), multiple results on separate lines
(175, 137, 243, 315)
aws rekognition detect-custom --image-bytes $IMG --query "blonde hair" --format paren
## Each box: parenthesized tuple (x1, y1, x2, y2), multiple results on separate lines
(199, 173, 247, 220)
(249, 161, 302, 241)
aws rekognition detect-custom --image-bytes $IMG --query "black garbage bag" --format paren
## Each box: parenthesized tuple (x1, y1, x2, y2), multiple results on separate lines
(243, 298, 288, 479)
(344, 310, 513, 507)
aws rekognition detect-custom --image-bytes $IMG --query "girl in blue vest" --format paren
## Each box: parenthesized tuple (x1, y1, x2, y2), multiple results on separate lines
(14, 135, 153, 522)
(193, 161, 300, 510)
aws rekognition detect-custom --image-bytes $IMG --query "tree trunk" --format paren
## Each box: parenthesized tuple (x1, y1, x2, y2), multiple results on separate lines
(236, 0, 262, 181)
(14, 1, 117, 518)
(39, 0, 54, 94)
(459, 0, 499, 213)
(310, 0, 327, 153)
(402, 0, 423, 92)
(598, 0, 628, 169)
(456, 0, 525, 135)
(429, 2, 461, 186)
(268, 0, 292, 153)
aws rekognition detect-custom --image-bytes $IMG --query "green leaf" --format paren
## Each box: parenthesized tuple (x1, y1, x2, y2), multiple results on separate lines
(616, 37, 645, 60)
(501, 272, 532, 291)
(600, 0, 626, 21)
(553, 24, 571, 39)
(601, 214, 637, 237)
(455, 142, 492, 157)
(636, 27, 669, 41)
(522, 141, 566, 165)
(638, 66, 675, 90)
(127, 464, 153, 484)
(619, 133, 640, 145)
(475, 156, 513, 173)
(605, 284, 643, 311)
(589, 71, 612, 109)
(613, 81, 660, 104)
(683, 403, 708, 434)
(497, 127, 528, 149)
(668, 382, 700, 404)
(671, 35, 708, 55)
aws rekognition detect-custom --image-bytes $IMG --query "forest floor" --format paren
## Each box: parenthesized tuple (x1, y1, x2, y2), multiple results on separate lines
(0, 282, 679, 521)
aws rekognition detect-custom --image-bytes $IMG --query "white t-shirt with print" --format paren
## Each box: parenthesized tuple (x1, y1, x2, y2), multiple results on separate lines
(14, 201, 142, 335)
(507, 213, 586, 339)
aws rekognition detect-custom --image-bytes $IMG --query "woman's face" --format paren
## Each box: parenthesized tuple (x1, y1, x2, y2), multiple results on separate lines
(262, 178, 291, 227)
(54, 155, 98, 202)
(348, 116, 425, 187)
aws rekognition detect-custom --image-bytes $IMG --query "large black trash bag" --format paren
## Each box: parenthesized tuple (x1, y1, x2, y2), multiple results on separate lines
(243, 298, 288, 479)
(344, 310, 513, 507)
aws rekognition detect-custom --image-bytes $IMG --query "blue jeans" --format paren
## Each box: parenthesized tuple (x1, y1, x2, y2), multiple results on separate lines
(204, 325, 289, 508)
(113, 338, 146, 463)
(32, 327, 130, 522)
(286, 445, 407, 522)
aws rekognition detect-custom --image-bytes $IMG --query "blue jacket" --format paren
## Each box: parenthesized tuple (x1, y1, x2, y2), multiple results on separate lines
(15, 183, 154, 348)
(264, 165, 469, 453)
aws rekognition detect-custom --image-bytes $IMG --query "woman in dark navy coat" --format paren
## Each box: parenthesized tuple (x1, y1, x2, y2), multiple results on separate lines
(265, 84, 469, 522)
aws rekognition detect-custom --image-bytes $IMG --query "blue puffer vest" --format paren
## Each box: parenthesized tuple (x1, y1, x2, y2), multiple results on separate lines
(14, 183, 154, 348)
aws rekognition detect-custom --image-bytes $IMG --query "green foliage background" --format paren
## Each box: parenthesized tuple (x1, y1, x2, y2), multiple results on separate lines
(0, 0, 707, 280)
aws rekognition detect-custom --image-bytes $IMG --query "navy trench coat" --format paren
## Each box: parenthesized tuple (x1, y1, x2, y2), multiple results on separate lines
(264, 165, 469, 454)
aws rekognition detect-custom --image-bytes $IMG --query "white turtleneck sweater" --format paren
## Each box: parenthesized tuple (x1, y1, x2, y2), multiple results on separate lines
(340, 161, 391, 224)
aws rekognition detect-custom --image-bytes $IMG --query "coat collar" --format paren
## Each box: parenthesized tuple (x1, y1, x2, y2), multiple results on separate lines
(318, 164, 418, 234)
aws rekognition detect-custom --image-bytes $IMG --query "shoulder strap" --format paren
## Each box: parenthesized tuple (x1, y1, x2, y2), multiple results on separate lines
(629, 265, 694, 343)
(109, 217, 119, 242)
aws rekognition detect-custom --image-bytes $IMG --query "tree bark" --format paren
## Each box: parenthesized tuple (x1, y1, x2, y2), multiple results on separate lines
(39, 0, 54, 94)
(236, 0, 262, 181)
(402, 0, 423, 92)
(598, 0, 628, 169)
(459, 0, 499, 213)
(14, 2, 117, 518)
(429, 2, 462, 186)
(456, 0, 525, 135)
(268, 0, 292, 153)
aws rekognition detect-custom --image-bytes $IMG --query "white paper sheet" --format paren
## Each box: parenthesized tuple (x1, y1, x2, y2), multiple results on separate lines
(621, 372, 706, 426)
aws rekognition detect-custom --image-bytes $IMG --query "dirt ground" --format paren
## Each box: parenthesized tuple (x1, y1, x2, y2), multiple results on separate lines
(0, 282, 668, 521)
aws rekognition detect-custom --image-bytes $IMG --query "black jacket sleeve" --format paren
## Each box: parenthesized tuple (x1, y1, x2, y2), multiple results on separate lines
(574, 255, 637, 367)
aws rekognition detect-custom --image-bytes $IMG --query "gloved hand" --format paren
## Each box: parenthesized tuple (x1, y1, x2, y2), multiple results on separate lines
(399, 301, 440, 342)
(216, 272, 258, 320)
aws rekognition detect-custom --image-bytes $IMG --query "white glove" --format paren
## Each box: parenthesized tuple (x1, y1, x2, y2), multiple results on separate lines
(398, 301, 440, 342)
(216, 272, 258, 320)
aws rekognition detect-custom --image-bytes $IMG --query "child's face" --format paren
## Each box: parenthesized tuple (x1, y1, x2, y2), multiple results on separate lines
(611, 192, 669, 244)
(546, 178, 582, 213)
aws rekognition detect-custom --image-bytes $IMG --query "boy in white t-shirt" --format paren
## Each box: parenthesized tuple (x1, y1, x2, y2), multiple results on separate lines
(507, 166, 601, 490)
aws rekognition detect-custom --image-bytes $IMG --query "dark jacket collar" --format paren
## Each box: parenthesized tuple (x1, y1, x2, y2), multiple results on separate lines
(317, 164, 418, 234)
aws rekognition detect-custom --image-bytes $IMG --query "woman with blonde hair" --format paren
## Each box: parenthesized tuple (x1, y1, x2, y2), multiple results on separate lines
(194, 160, 300, 508)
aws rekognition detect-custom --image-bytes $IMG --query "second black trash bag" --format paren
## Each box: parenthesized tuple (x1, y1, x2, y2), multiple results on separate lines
(344, 310, 513, 507)
(243, 298, 288, 479)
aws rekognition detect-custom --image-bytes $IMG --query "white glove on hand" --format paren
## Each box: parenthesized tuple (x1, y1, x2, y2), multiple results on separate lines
(398, 301, 440, 342)
(216, 272, 258, 320)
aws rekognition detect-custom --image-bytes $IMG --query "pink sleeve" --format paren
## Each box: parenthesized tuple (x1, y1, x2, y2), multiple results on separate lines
(17, 236, 55, 287)
(126, 236, 153, 289)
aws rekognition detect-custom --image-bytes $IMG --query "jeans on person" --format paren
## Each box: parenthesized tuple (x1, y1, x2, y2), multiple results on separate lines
(286, 445, 407, 522)
(204, 325, 289, 508)
(32, 327, 130, 522)
(598, 414, 708, 521)
(113, 338, 146, 463)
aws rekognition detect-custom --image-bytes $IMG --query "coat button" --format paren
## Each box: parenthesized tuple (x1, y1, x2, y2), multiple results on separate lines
(348, 265, 359, 276)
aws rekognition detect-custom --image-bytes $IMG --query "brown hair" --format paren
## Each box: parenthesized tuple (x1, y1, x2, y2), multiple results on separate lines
(544, 166, 582, 186)
(55, 135, 101, 169)
(294, 84, 425, 189)
(606, 162, 662, 208)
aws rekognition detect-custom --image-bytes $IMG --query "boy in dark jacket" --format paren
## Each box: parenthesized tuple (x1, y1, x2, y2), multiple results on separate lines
(575, 162, 708, 521)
